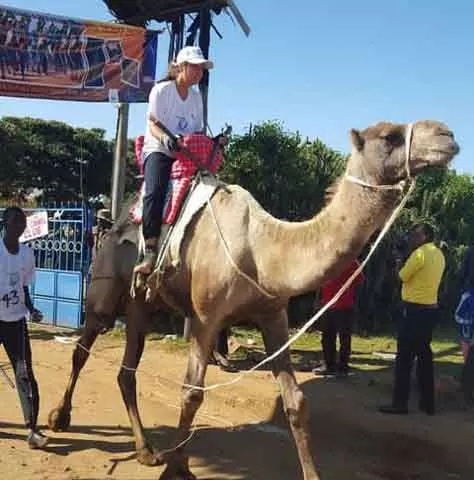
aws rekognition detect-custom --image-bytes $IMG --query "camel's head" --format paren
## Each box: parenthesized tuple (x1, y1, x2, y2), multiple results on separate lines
(348, 120, 459, 185)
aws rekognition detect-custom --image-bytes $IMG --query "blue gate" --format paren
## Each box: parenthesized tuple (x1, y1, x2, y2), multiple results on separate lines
(1, 203, 93, 329)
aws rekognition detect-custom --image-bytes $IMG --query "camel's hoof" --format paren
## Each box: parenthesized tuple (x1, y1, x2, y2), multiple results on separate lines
(48, 407, 71, 432)
(136, 446, 160, 467)
(158, 455, 196, 480)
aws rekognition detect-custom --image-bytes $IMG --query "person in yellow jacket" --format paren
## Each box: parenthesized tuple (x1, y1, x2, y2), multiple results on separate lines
(379, 223, 445, 415)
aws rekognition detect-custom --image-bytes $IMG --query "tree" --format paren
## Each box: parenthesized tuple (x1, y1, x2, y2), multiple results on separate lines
(221, 121, 346, 220)
(0, 116, 143, 204)
(0, 117, 114, 202)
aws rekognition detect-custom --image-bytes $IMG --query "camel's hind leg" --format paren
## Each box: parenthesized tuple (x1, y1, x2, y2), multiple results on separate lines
(117, 298, 157, 466)
(48, 310, 104, 432)
(259, 310, 320, 480)
(159, 319, 216, 480)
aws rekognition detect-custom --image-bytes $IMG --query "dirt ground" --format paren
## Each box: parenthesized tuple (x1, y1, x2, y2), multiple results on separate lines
(1, 325, 473, 480)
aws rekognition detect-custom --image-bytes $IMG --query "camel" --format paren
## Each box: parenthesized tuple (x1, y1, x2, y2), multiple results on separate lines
(48, 120, 459, 480)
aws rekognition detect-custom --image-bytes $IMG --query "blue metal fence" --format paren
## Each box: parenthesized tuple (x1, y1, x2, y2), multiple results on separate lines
(1, 203, 93, 329)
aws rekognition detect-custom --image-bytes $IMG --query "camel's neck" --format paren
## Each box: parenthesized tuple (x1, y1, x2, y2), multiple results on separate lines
(254, 181, 398, 297)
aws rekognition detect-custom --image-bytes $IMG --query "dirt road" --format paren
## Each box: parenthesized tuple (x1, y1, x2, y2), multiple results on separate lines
(1, 325, 473, 479)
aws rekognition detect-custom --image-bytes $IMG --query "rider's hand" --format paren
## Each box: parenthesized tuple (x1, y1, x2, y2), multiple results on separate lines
(163, 136, 180, 152)
(30, 308, 43, 323)
(214, 134, 228, 147)
(176, 135, 185, 149)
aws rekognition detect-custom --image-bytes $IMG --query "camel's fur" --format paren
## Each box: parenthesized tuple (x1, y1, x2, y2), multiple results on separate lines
(48, 120, 458, 480)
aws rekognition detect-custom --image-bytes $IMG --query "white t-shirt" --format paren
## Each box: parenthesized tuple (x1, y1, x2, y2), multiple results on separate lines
(142, 80, 204, 158)
(0, 241, 35, 322)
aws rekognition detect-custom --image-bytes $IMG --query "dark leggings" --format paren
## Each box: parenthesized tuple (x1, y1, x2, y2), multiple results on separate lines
(393, 303, 438, 410)
(0, 318, 39, 430)
(142, 151, 173, 240)
(321, 309, 354, 369)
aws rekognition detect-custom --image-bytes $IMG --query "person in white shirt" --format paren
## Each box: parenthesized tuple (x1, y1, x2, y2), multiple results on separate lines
(134, 45, 213, 274)
(0, 207, 48, 449)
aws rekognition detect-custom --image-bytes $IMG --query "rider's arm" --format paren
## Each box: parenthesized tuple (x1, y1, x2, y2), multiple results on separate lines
(147, 84, 175, 144)
(148, 118, 169, 143)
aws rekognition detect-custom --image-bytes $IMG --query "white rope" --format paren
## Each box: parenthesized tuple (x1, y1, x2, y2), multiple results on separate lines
(345, 123, 413, 191)
(51, 334, 238, 455)
(344, 175, 406, 191)
(182, 179, 415, 392)
(121, 365, 137, 372)
(206, 195, 276, 299)
(181, 123, 416, 393)
(41, 122, 417, 455)
(405, 123, 413, 179)
(158, 429, 197, 456)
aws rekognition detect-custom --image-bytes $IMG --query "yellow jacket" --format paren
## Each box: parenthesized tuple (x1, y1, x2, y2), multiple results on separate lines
(399, 242, 445, 305)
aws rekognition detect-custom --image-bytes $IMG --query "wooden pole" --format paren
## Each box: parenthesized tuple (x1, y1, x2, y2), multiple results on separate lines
(110, 103, 129, 220)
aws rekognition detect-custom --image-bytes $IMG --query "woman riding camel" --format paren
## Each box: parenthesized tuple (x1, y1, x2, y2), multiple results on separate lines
(134, 45, 213, 274)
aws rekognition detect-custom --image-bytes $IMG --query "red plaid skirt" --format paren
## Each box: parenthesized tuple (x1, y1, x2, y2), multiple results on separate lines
(130, 134, 222, 225)
(172, 134, 223, 177)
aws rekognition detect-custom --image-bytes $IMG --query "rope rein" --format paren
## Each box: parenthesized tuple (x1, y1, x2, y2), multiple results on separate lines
(32, 124, 417, 460)
(345, 123, 413, 191)
(206, 195, 276, 299)
(182, 124, 415, 393)
(52, 336, 239, 456)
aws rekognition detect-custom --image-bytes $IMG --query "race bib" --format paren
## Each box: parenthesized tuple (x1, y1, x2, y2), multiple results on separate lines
(0, 271, 22, 311)
(1, 288, 20, 309)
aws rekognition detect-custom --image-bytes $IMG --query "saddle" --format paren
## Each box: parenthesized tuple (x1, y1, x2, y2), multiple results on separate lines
(129, 134, 224, 290)
(130, 134, 223, 226)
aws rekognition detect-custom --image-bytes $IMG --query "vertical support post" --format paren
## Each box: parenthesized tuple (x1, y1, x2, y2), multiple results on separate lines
(199, 8, 211, 130)
(111, 103, 129, 220)
(183, 317, 192, 341)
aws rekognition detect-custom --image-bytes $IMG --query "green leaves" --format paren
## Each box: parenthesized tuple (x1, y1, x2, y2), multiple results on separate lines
(0, 116, 140, 203)
(220, 121, 346, 220)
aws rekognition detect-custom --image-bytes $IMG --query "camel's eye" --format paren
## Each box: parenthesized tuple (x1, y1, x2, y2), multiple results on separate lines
(383, 131, 405, 148)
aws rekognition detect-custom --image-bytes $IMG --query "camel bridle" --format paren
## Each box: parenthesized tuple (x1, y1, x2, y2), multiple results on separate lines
(345, 123, 414, 192)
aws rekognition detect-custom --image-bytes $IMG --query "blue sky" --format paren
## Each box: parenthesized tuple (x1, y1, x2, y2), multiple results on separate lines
(1, 0, 473, 172)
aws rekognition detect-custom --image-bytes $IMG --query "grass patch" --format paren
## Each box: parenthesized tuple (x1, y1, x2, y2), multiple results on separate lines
(102, 324, 463, 375)
(230, 326, 463, 374)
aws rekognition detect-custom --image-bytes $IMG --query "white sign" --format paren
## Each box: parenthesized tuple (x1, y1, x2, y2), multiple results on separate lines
(20, 211, 49, 243)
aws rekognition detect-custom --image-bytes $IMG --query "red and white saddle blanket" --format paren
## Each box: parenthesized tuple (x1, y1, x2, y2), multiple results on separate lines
(130, 134, 223, 225)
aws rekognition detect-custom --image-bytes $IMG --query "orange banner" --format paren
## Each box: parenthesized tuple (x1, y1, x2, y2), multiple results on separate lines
(0, 5, 158, 102)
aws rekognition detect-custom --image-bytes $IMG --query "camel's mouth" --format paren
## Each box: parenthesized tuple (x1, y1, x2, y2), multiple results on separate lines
(411, 132, 460, 172)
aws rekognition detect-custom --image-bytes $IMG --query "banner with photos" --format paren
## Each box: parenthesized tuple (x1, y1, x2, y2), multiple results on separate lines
(0, 4, 158, 102)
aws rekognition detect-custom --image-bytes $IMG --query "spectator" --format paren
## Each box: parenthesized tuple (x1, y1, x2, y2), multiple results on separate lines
(455, 246, 474, 376)
(313, 260, 364, 376)
(0, 207, 48, 448)
(378, 223, 445, 415)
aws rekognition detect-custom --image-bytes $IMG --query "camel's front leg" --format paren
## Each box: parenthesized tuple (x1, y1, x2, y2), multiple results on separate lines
(259, 310, 320, 480)
(159, 322, 215, 480)
(117, 300, 157, 466)
(48, 310, 103, 432)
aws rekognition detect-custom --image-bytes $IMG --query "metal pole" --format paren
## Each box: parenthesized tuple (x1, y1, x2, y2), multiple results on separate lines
(199, 8, 211, 130)
(111, 103, 129, 220)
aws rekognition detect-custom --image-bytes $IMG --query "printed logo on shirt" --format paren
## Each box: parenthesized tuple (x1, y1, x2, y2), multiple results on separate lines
(8, 272, 19, 288)
(176, 116, 189, 132)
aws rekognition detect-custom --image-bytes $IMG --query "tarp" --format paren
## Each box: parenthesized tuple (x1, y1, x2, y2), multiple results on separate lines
(0, 4, 158, 102)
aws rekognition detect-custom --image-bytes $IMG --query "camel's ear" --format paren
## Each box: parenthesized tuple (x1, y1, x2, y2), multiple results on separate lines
(350, 129, 364, 152)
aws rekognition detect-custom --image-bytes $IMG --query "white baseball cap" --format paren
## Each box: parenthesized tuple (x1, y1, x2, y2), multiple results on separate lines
(175, 46, 214, 70)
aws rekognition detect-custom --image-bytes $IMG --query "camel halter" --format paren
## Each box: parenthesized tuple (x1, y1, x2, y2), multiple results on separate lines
(345, 123, 414, 191)
(186, 124, 417, 393)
